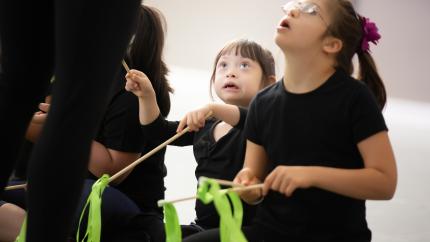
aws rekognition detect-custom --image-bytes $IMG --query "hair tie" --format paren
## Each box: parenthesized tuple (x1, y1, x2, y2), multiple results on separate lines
(360, 16, 381, 52)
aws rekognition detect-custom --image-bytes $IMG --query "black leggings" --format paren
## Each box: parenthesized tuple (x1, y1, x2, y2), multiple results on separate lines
(0, 0, 140, 241)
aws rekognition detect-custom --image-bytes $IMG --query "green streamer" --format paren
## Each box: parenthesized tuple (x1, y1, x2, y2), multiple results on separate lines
(197, 179, 247, 242)
(76, 174, 110, 242)
(15, 216, 27, 242)
(163, 203, 182, 242)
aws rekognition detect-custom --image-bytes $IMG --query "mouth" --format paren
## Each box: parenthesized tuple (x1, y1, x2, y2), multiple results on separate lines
(223, 82, 239, 90)
(278, 18, 290, 29)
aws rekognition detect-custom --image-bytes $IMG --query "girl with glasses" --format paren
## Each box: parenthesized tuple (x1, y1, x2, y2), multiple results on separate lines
(185, 1, 397, 241)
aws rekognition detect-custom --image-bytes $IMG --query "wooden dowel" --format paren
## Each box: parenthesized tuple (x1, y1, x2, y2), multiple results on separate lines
(157, 183, 264, 207)
(109, 111, 213, 183)
(122, 59, 130, 73)
(4, 183, 27, 191)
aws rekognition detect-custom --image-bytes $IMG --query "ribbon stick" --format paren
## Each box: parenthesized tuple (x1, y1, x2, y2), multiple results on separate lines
(15, 216, 27, 242)
(163, 203, 182, 242)
(76, 175, 109, 242)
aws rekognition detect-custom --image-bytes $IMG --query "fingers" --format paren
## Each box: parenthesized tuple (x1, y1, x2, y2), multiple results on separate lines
(263, 170, 275, 196)
(177, 115, 187, 133)
(38, 103, 50, 113)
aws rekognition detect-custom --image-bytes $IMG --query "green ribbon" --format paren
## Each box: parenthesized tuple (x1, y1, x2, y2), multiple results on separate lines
(76, 174, 110, 242)
(15, 216, 27, 242)
(163, 203, 182, 242)
(197, 179, 247, 242)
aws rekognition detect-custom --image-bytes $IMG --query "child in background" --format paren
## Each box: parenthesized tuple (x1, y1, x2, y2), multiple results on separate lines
(185, 0, 397, 241)
(125, 38, 276, 238)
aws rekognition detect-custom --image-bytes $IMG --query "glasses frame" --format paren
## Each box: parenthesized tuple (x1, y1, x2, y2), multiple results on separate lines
(282, 1, 330, 29)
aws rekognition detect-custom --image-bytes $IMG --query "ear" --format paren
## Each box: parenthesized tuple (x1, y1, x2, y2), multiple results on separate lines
(261, 75, 276, 88)
(322, 36, 343, 54)
(266, 75, 277, 85)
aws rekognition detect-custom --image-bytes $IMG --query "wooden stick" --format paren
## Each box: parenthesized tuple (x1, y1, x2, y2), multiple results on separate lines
(199, 176, 244, 188)
(157, 183, 264, 207)
(109, 111, 213, 183)
(122, 59, 130, 73)
(4, 183, 27, 191)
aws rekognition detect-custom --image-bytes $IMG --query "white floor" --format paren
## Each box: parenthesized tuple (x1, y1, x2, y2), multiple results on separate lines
(163, 66, 430, 242)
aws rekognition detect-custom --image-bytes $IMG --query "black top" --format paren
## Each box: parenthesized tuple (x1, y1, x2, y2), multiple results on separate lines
(245, 70, 387, 241)
(142, 108, 257, 229)
(90, 79, 166, 214)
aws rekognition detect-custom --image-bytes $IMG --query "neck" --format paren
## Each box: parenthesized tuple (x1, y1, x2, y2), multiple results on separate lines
(283, 52, 336, 94)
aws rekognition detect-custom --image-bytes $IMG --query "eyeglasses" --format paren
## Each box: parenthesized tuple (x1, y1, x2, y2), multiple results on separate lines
(282, 1, 329, 29)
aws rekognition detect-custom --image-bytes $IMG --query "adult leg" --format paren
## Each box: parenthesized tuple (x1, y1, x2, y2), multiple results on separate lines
(25, 0, 141, 241)
(0, 0, 54, 197)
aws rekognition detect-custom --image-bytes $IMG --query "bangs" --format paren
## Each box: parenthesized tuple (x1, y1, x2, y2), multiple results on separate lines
(217, 40, 259, 62)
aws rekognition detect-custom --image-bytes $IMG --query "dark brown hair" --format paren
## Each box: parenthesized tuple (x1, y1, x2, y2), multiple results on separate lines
(126, 5, 173, 117)
(327, 0, 386, 108)
(209, 39, 275, 99)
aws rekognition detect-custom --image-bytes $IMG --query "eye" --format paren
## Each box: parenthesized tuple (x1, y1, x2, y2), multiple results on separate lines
(217, 62, 227, 69)
(302, 3, 318, 15)
(240, 62, 249, 69)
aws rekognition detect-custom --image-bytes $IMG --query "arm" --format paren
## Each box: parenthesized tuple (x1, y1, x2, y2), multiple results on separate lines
(88, 141, 138, 184)
(125, 69, 194, 146)
(125, 69, 160, 125)
(233, 140, 270, 204)
(0, 203, 25, 242)
(263, 131, 397, 200)
(25, 102, 50, 143)
(311, 131, 397, 200)
(177, 103, 242, 132)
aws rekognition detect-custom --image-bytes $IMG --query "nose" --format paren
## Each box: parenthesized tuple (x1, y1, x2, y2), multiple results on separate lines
(226, 69, 237, 78)
(287, 7, 300, 18)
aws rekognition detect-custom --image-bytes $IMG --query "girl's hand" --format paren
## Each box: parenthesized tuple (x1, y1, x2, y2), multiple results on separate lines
(177, 105, 212, 132)
(31, 103, 50, 124)
(125, 69, 155, 98)
(233, 167, 263, 204)
(263, 166, 314, 197)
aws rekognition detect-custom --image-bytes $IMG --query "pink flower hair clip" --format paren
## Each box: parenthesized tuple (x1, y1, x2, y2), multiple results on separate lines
(360, 16, 381, 53)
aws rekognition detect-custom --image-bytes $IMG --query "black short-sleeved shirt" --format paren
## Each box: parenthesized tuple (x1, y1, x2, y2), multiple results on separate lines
(91, 84, 167, 214)
(245, 70, 387, 241)
(142, 108, 257, 229)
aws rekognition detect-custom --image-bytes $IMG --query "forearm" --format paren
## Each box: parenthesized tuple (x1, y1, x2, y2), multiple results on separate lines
(243, 140, 269, 181)
(138, 92, 160, 125)
(311, 166, 396, 200)
(25, 123, 43, 143)
(207, 103, 240, 126)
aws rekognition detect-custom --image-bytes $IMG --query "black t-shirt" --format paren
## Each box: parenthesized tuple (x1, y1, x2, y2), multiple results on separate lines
(245, 70, 387, 241)
(142, 108, 257, 229)
(91, 84, 167, 214)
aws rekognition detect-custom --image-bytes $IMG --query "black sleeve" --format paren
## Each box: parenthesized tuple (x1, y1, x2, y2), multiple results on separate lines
(244, 96, 262, 145)
(95, 92, 143, 153)
(233, 107, 248, 130)
(141, 113, 194, 146)
(349, 84, 388, 144)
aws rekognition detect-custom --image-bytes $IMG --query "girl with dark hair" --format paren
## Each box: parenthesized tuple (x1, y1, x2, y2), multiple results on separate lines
(125, 38, 276, 239)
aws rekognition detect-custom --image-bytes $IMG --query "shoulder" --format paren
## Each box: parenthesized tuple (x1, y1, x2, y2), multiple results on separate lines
(253, 81, 283, 103)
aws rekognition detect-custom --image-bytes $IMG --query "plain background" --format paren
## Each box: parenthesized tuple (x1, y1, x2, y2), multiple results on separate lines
(144, 1, 430, 241)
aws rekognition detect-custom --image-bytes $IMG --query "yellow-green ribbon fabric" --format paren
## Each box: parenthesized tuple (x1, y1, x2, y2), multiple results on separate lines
(197, 179, 247, 242)
(163, 203, 182, 242)
(15, 216, 27, 242)
(76, 174, 110, 242)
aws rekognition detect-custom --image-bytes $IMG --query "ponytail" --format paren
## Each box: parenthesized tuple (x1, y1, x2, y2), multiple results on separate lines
(357, 51, 386, 108)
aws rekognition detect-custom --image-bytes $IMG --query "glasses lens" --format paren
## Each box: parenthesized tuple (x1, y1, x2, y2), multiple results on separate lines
(301, 2, 318, 15)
